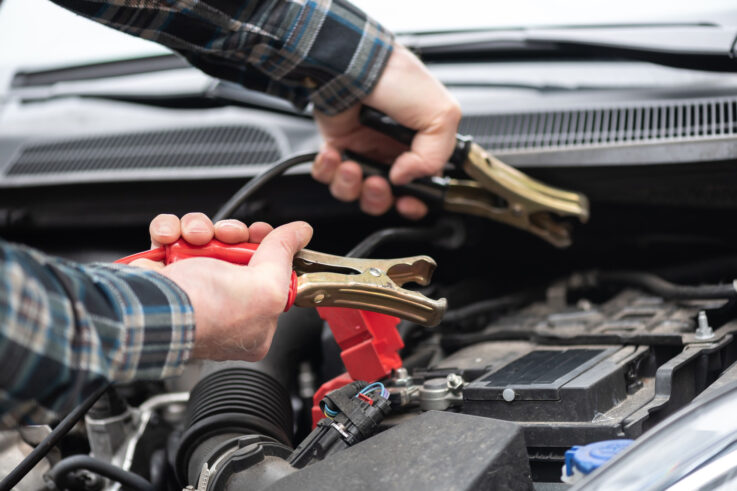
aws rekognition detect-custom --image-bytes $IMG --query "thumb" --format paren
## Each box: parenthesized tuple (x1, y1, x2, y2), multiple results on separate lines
(248, 221, 313, 291)
(388, 122, 458, 185)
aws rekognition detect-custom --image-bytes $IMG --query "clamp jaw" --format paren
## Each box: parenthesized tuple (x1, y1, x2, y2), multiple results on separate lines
(293, 250, 445, 326)
(449, 141, 589, 247)
(116, 239, 446, 327)
(357, 107, 590, 247)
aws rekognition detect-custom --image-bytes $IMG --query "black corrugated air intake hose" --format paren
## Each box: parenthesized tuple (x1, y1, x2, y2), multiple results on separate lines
(174, 363, 295, 487)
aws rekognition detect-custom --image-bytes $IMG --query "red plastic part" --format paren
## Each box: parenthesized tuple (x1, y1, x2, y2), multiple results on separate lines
(357, 393, 374, 405)
(317, 307, 403, 381)
(115, 239, 296, 311)
(117, 241, 408, 428)
(310, 307, 404, 427)
(116, 239, 259, 265)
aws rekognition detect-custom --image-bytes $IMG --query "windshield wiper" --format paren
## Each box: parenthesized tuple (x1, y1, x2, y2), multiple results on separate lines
(11, 55, 188, 88)
(402, 24, 737, 72)
(9, 56, 309, 117)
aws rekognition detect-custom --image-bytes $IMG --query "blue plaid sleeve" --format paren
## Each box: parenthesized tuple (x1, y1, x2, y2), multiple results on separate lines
(49, 0, 394, 115)
(0, 240, 194, 426)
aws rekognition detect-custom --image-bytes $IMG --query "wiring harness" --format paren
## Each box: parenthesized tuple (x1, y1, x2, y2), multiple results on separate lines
(288, 381, 391, 469)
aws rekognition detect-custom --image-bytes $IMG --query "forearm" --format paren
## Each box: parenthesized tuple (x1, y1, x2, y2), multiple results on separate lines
(0, 241, 194, 426)
(49, 0, 394, 114)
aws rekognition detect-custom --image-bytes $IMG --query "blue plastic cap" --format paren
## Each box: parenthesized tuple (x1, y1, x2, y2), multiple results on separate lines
(565, 439, 634, 476)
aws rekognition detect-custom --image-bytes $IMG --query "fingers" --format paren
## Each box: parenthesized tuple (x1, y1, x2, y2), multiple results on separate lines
(396, 196, 428, 220)
(250, 221, 313, 270)
(360, 176, 393, 216)
(249, 222, 313, 304)
(247, 222, 274, 244)
(315, 148, 395, 215)
(148, 213, 259, 257)
(149, 214, 181, 248)
(214, 219, 250, 244)
(312, 144, 341, 184)
(389, 106, 460, 184)
(311, 43, 459, 220)
(179, 212, 215, 245)
(329, 161, 363, 202)
(362, 43, 461, 184)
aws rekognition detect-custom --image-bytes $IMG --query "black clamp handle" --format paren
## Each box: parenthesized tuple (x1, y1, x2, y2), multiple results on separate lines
(359, 106, 472, 166)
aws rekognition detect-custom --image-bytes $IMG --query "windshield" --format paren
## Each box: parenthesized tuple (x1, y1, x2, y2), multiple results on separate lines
(0, 0, 736, 91)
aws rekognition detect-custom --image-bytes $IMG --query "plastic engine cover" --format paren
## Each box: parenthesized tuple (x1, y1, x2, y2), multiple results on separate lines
(268, 411, 532, 490)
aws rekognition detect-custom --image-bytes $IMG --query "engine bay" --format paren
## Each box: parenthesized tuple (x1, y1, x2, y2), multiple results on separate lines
(3, 50, 737, 490)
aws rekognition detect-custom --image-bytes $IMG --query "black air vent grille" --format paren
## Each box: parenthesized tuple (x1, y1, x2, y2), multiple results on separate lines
(459, 97, 737, 151)
(6, 125, 281, 176)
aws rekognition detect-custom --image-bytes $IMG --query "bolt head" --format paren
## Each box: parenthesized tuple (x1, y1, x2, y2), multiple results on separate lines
(502, 388, 516, 402)
(446, 373, 464, 390)
(695, 328, 715, 340)
(368, 267, 382, 277)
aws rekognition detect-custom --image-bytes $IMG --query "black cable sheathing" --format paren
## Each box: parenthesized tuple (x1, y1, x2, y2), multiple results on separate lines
(0, 381, 110, 491)
(213, 152, 317, 221)
(347, 224, 451, 258)
(48, 455, 154, 491)
(595, 271, 737, 300)
(441, 291, 538, 324)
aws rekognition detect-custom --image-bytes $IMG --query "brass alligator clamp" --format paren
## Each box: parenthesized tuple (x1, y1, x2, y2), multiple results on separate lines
(353, 107, 590, 248)
(116, 239, 447, 327)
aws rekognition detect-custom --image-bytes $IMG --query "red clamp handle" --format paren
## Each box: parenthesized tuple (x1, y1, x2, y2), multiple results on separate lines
(116, 239, 298, 311)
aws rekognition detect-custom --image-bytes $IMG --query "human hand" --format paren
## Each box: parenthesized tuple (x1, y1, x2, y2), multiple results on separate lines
(311, 43, 461, 220)
(132, 213, 313, 361)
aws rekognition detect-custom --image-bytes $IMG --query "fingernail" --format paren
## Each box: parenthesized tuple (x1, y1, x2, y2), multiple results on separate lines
(339, 167, 356, 183)
(215, 221, 240, 230)
(156, 225, 173, 236)
(365, 186, 381, 200)
(389, 171, 410, 186)
(325, 153, 338, 167)
(190, 220, 208, 233)
(298, 223, 313, 243)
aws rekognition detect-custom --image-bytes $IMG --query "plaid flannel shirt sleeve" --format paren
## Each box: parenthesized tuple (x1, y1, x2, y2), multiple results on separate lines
(50, 0, 394, 115)
(0, 240, 194, 426)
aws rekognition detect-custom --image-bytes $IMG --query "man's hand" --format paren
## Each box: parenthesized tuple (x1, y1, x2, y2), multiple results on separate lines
(311, 44, 461, 220)
(132, 213, 313, 361)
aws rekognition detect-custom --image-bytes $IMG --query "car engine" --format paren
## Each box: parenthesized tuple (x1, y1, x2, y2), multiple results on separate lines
(3, 38, 737, 490)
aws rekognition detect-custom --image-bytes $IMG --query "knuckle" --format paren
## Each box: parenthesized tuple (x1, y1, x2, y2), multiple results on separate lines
(444, 101, 462, 123)
(330, 183, 358, 202)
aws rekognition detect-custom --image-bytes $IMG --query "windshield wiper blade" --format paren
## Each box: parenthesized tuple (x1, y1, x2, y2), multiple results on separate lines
(11, 54, 187, 88)
(9, 59, 308, 117)
(404, 25, 737, 72)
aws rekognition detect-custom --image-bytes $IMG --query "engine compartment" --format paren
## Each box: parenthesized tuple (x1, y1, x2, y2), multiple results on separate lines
(3, 65, 737, 490)
(7, 214, 737, 489)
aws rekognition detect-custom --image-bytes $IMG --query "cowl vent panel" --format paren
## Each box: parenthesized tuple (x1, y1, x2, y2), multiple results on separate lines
(6, 125, 281, 176)
(459, 97, 737, 151)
